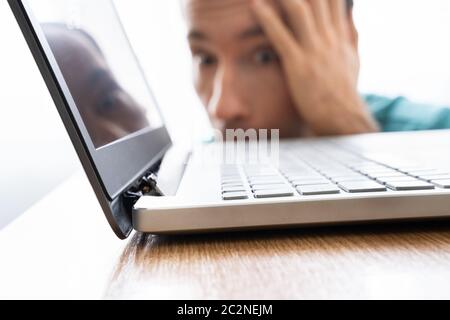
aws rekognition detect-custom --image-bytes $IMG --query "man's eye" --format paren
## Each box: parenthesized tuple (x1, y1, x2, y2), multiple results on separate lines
(97, 93, 118, 114)
(195, 53, 217, 67)
(254, 49, 279, 65)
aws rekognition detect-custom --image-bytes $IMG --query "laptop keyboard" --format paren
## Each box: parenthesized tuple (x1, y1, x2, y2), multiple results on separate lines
(220, 145, 450, 201)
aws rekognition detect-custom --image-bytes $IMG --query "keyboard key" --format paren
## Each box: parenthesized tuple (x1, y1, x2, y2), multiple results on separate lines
(378, 174, 415, 181)
(321, 171, 358, 179)
(244, 169, 278, 176)
(222, 192, 249, 201)
(281, 169, 317, 176)
(291, 179, 330, 186)
(251, 180, 285, 186)
(221, 177, 242, 184)
(377, 177, 418, 184)
(247, 174, 281, 179)
(222, 181, 244, 187)
(254, 189, 294, 199)
(399, 167, 436, 174)
(431, 179, 450, 189)
(249, 176, 283, 182)
(373, 173, 408, 179)
(362, 169, 401, 177)
(250, 179, 286, 187)
(297, 184, 341, 196)
(331, 176, 371, 183)
(408, 170, 450, 178)
(286, 174, 324, 182)
(338, 181, 387, 193)
(221, 179, 242, 184)
(314, 165, 344, 171)
(393, 165, 424, 170)
(386, 181, 435, 191)
(352, 164, 387, 172)
(417, 174, 450, 181)
(252, 184, 290, 191)
(222, 186, 246, 193)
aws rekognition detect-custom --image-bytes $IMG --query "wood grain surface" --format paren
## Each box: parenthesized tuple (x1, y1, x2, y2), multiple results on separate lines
(1, 172, 449, 299)
(107, 221, 450, 299)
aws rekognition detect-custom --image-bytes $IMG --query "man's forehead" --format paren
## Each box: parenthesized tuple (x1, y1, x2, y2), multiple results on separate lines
(187, 0, 282, 21)
(184, 0, 280, 39)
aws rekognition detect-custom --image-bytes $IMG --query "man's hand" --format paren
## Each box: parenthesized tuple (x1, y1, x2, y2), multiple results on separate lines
(252, 0, 379, 136)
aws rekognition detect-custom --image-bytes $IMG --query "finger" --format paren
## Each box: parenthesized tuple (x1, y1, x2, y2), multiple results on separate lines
(280, 0, 317, 49)
(306, 0, 332, 37)
(329, 0, 347, 35)
(251, 0, 300, 60)
(348, 12, 359, 49)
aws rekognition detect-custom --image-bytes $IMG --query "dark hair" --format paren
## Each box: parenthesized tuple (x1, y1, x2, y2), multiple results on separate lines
(346, 0, 354, 10)
(42, 23, 104, 57)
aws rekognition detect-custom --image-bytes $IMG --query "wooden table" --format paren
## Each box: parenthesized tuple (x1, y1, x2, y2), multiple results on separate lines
(1, 171, 450, 299)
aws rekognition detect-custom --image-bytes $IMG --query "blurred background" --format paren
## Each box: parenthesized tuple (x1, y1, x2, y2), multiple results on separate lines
(1, 0, 450, 230)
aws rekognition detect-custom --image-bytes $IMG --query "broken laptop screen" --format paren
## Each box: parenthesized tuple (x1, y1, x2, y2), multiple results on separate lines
(26, 0, 163, 148)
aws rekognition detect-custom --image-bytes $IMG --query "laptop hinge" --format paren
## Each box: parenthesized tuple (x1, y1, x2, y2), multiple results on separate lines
(123, 172, 163, 209)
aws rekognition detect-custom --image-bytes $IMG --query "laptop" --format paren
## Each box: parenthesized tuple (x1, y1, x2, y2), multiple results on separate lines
(9, 0, 450, 239)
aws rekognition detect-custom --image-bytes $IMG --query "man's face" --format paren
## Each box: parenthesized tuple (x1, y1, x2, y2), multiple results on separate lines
(185, 0, 305, 137)
(46, 27, 149, 147)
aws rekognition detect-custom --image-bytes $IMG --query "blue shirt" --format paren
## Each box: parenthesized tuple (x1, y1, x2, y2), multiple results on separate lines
(364, 94, 450, 132)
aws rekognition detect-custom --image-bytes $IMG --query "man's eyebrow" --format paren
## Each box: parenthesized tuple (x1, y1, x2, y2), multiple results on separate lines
(188, 30, 208, 41)
(239, 25, 265, 39)
(187, 26, 266, 42)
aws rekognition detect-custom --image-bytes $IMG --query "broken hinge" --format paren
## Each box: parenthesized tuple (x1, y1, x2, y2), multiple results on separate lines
(124, 172, 163, 206)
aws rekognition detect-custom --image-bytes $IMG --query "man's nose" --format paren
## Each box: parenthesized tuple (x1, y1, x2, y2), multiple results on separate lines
(208, 67, 250, 123)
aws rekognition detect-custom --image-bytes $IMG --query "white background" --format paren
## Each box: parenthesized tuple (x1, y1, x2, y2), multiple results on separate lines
(1, 0, 450, 229)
